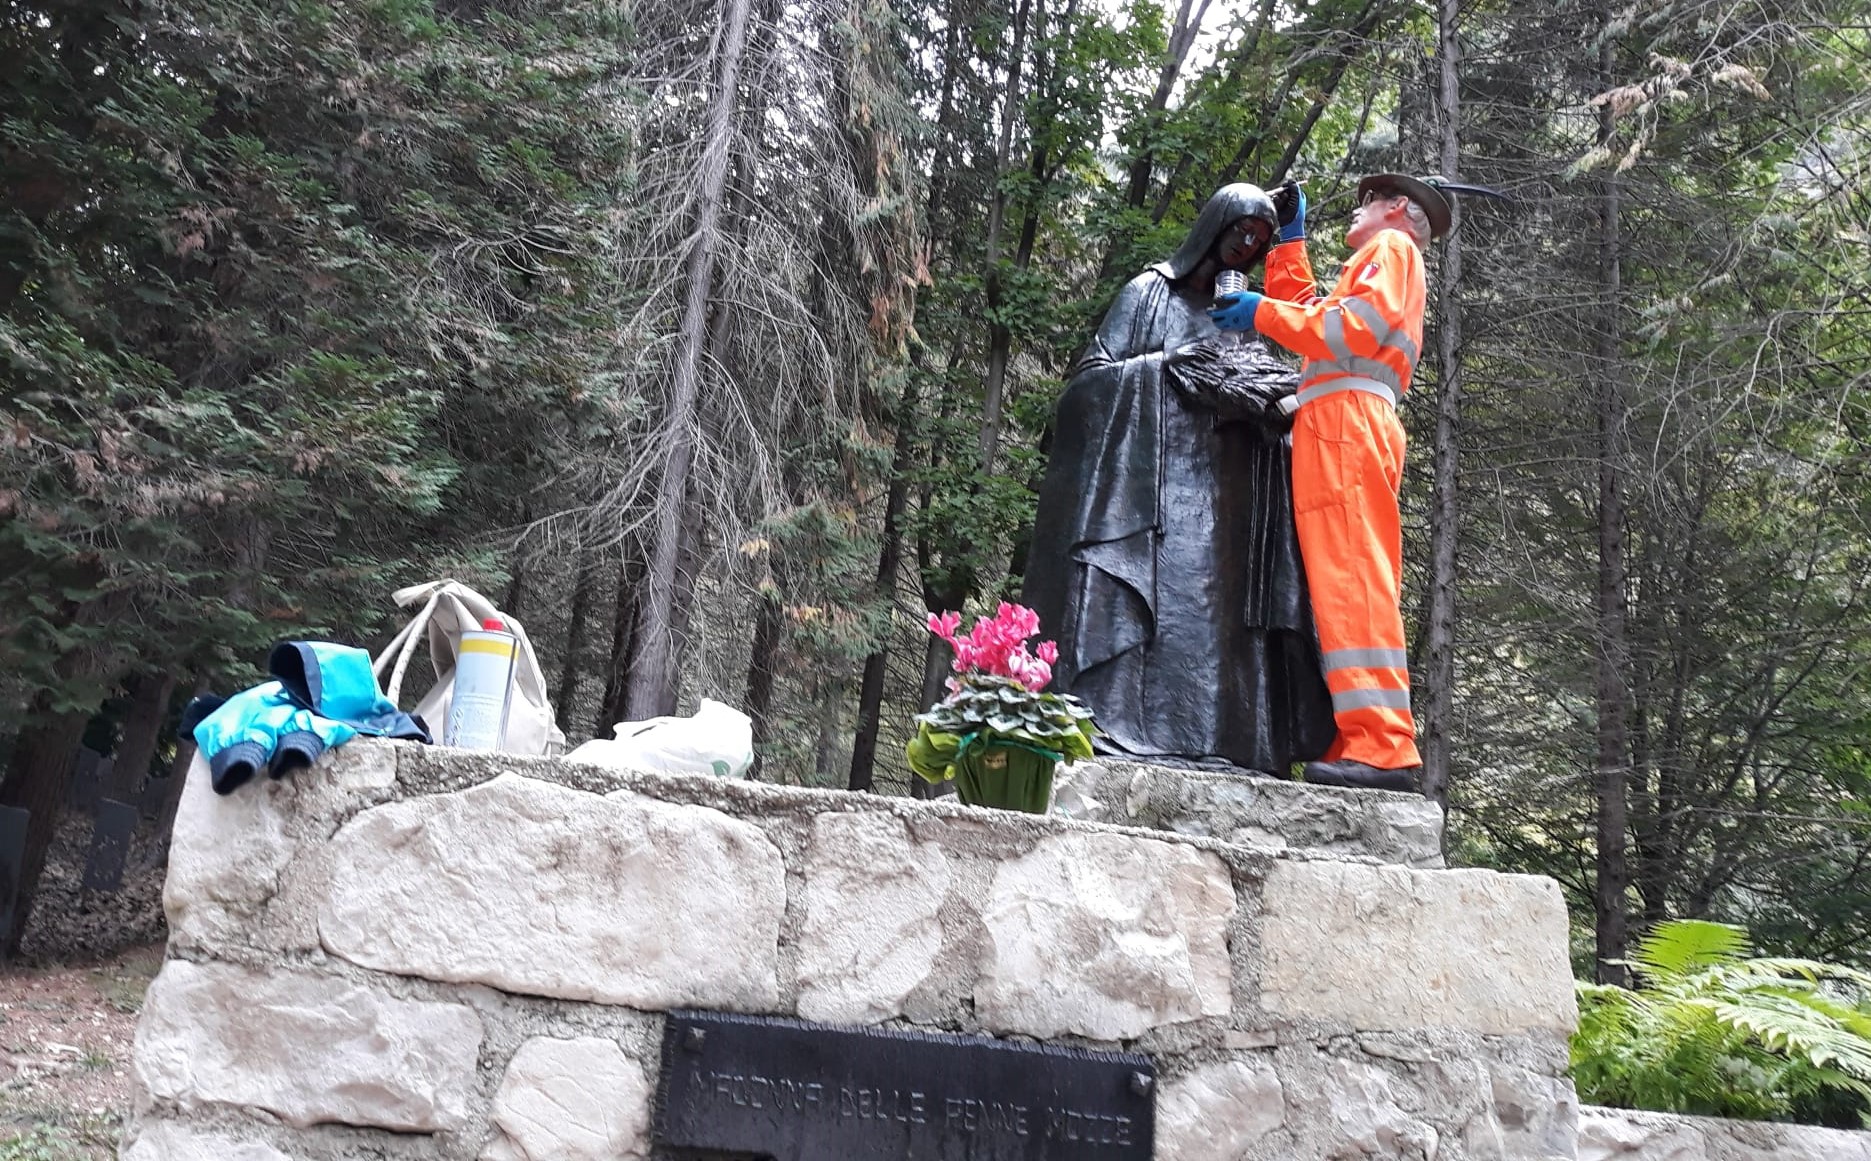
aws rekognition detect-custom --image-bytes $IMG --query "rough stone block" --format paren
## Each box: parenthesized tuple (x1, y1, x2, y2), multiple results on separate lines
(133, 960, 482, 1132)
(319, 774, 786, 1010)
(164, 754, 301, 950)
(1064, 760, 1446, 868)
(1316, 1057, 1444, 1158)
(482, 1036, 652, 1161)
(796, 812, 951, 1024)
(165, 743, 398, 954)
(1578, 1106, 1871, 1160)
(1466, 1064, 1579, 1159)
(123, 1122, 291, 1161)
(1259, 863, 1576, 1036)
(974, 831, 1235, 1040)
(1155, 1059, 1285, 1159)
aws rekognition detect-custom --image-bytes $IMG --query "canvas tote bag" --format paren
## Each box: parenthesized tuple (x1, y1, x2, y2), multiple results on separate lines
(372, 580, 565, 756)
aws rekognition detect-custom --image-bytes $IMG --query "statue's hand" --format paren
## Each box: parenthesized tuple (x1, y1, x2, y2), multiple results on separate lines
(1204, 338, 1301, 434)
(1212, 377, 1296, 433)
(1166, 338, 1230, 408)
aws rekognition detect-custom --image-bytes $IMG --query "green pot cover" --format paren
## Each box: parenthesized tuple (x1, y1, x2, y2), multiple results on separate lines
(953, 738, 1056, 814)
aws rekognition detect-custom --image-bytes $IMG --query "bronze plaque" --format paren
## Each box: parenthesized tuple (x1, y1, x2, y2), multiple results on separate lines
(655, 1010, 1154, 1160)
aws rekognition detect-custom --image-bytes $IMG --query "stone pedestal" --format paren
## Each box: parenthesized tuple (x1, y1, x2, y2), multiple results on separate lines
(1055, 759, 1446, 867)
(124, 741, 1578, 1160)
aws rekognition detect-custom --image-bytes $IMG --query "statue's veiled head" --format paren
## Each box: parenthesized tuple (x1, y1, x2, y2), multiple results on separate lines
(1157, 184, 1278, 282)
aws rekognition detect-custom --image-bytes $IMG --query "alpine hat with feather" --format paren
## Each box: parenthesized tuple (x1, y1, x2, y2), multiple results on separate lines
(1356, 173, 1510, 240)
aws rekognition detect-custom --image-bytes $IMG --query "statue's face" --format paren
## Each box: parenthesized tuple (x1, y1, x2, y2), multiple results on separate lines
(1216, 216, 1273, 270)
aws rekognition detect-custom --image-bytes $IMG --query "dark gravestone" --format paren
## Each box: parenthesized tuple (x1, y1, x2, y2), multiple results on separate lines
(137, 771, 172, 822)
(67, 748, 105, 812)
(656, 1011, 1154, 1161)
(0, 807, 28, 940)
(82, 799, 138, 893)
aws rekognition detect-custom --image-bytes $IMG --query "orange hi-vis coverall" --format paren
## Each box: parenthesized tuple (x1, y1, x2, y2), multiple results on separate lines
(1252, 229, 1425, 770)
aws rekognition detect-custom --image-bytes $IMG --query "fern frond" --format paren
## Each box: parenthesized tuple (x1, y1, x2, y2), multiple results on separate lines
(1745, 957, 1871, 993)
(1634, 919, 1750, 982)
(1710, 995, 1871, 1079)
(1572, 920, 1871, 1124)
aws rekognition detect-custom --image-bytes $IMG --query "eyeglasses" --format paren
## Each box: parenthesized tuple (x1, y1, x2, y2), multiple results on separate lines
(1360, 190, 1405, 209)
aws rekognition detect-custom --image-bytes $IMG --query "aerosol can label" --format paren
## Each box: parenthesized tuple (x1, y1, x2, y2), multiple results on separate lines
(447, 629, 516, 751)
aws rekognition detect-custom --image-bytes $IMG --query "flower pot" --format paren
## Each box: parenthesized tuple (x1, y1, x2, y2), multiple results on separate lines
(954, 738, 1057, 814)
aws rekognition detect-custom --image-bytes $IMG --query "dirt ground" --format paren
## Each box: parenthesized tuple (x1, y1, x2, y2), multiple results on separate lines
(0, 944, 161, 1160)
(0, 807, 173, 1161)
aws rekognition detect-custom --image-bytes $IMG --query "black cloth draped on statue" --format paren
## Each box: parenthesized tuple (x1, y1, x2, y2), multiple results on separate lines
(1023, 186, 1335, 773)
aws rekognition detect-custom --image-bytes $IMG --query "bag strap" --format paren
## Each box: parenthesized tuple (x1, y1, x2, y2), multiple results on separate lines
(375, 590, 441, 706)
(372, 579, 555, 721)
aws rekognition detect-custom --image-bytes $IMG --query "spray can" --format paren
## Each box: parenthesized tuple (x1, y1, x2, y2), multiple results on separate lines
(1215, 269, 1250, 346)
(446, 617, 517, 751)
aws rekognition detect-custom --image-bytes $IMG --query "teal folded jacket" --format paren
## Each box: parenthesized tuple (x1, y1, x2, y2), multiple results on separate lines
(187, 641, 430, 795)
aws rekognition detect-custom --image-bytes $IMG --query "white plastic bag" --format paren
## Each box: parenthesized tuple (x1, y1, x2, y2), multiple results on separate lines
(372, 580, 565, 757)
(565, 699, 753, 778)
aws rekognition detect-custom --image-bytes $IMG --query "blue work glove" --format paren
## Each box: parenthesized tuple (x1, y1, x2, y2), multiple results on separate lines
(1209, 290, 1264, 332)
(1273, 182, 1307, 242)
(192, 682, 299, 795)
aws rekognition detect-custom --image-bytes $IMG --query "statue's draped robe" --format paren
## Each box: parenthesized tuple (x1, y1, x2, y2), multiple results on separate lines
(1024, 268, 1335, 772)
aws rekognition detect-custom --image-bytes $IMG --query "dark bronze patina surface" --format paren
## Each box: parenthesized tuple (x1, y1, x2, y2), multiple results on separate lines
(1023, 183, 1335, 774)
(655, 1011, 1154, 1160)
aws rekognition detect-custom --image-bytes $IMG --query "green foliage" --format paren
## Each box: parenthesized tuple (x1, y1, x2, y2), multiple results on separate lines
(1571, 920, 1871, 1124)
(913, 673, 1096, 754)
(1, 0, 629, 702)
(1442, 0, 1871, 972)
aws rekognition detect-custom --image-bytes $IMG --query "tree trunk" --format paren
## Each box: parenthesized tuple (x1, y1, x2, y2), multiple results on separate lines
(910, 633, 956, 799)
(975, 0, 1036, 477)
(743, 592, 782, 781)
(1150, 0, 1279, 222)
(1118, 0, 1213, 212)
(554, 551, 598, 735)
(813, 675, 843, 784)
(108, 671, 176, 804)
(924, 0, 967, 260)
(1093, 0, 1213, 285)
(624, 0, 754, 720)
(598, 554, 645, 733)
(1419, 0, 1463, 814)
(1591, 20, 1632, 986)
(660, 488, 709, 717)
(848, 383, 920, 792)
(0, 686, 89, 956)
(1266, 0, 1386, 187)
(502, 501, 532, 617)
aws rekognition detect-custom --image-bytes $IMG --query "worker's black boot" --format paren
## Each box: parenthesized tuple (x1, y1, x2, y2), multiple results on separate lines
(1302, 759, 1419, 793)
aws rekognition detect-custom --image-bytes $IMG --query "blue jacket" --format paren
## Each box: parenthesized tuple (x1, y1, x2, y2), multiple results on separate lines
(185, 642, 429, 795)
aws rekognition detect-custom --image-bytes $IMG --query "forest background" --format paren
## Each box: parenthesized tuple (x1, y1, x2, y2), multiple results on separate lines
(3, 0, 1870, 985)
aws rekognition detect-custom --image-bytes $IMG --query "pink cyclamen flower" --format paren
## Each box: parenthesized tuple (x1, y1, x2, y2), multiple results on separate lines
(1006, 649, 1053, 692)
(996, 601, 1041, 641)
(926, 603, 1053, 686)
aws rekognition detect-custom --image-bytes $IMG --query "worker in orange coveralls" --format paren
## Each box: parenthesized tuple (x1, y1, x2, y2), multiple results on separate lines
(1208, 173, 1473, 792)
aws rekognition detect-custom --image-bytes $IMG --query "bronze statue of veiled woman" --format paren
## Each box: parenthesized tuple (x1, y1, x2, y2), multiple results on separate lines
(1022, 184, 1335, 774)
